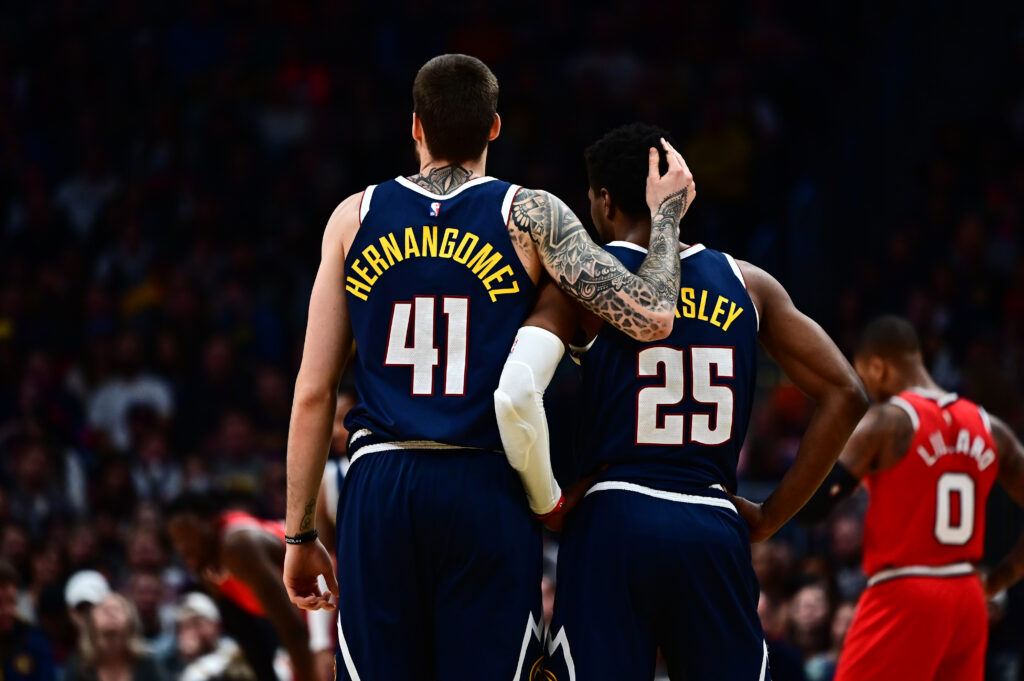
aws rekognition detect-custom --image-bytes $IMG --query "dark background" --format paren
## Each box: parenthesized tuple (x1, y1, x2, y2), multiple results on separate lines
(2, 1, 1023, 679)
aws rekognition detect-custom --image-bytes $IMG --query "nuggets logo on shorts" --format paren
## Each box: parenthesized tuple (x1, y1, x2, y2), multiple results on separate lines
(529, 656, 555, 681)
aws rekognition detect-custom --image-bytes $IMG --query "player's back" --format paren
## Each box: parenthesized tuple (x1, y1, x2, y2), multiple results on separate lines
(863, 389, 999, 582)
(577, 241, 758, 493)
(343, 176, 533, 451)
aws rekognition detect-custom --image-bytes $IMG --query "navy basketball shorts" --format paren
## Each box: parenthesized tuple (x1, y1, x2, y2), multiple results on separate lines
(546, 482, 770, 681)
(335, 444, 545, 681)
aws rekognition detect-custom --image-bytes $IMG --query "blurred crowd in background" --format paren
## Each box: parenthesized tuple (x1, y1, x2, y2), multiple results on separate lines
(2, 1, 1024, 680)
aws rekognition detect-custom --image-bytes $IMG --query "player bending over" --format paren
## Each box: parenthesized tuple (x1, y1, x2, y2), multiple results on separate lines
(283, 55, 694, 680)
(165, 494, 335, 681)
(797, 315, 1024, 681)
(496, 122, 867, 680)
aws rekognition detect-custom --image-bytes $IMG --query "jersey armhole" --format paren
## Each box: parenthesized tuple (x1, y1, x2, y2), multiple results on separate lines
(978, 406, 993, 435)
(358, 184, 377, 224)
(500, 184, 523, 225)
(887, 395, 920, 432)
(724, 253, 760, 331)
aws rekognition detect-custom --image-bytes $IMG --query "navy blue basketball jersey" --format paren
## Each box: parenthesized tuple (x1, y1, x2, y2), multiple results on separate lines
(343, 176, 535, 451)
(577, 242, 758, 492)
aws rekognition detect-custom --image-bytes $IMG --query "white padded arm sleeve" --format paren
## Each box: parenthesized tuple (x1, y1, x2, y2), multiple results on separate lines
(494, 326, 564, 515)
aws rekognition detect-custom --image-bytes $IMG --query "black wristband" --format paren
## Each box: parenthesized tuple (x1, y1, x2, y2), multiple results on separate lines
(285, 529, 319, 545)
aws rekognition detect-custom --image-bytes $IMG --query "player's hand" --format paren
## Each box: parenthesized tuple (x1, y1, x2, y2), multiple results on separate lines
(542, 468, 605, 532)
(646, 137, 695, 221)
(283, 539, 339, 611)
(730, 494, 774, 543)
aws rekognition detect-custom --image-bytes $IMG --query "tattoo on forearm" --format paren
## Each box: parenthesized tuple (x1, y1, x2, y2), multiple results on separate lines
(408, 164, 473, 195)
(509, 188, 682, 337)
(638, 186, 687, 314)
(299, 499, 316, 532)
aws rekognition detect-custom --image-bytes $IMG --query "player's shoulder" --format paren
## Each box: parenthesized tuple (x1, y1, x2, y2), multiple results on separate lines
(507, 187, 572, 231)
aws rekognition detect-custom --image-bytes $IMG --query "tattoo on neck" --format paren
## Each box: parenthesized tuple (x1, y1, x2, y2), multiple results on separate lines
(408, 164, 473, 195)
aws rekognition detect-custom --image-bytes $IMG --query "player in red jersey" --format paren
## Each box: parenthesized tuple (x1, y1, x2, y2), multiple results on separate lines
(798, 316, 1024, 681)
(165, 494, 336, 681)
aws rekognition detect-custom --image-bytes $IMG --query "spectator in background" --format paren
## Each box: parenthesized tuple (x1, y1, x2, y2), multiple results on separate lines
(124, 573, 173, 663)
(64, 593, 166, 681)
(789, 582, 834, 679)
(173, 592, 253, 681)
(64, 571, 111, 637)
(0, 560, 56, 681)
(758, 591, 808, 681)
(87, 333, 173, 454)
(6, 436, 71, 536)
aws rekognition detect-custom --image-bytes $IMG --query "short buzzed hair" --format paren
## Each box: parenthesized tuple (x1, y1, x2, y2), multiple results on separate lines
(855, 315, 921, 360)
(413, 54, 498, 164)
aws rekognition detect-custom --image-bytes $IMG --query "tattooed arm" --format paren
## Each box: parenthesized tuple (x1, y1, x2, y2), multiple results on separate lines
(283, 195, 357, 611)
(511, 140, 694, 341)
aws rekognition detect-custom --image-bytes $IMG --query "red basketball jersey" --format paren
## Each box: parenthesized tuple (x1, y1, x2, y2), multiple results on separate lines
(213, 510, 287, 617)
(862, 389, 999, 578)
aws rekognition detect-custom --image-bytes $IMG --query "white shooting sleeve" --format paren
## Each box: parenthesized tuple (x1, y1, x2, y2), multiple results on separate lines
(494, 326, 564, 515)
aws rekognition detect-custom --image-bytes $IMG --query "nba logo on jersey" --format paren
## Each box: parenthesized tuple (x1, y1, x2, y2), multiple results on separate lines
(429, 201, 441, 216)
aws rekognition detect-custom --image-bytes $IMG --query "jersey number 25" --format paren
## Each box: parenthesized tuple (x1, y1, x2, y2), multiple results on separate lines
(636, 346, 734, 446)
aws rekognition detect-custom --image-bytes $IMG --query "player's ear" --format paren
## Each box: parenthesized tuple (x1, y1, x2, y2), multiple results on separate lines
(488, 113, 501, 142)
(412, 113, 424, 144)
(599, 188, 614, 221)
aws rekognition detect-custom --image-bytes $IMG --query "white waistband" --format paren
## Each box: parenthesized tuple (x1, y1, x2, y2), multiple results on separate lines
(348, 429, 473, 464)
(584, 480, 736, 513)
(867, 561, 974, 587)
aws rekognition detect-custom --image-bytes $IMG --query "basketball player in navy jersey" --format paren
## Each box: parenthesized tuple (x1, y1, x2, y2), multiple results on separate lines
(282, 57, 695, 680)
(498, 123, 868, 680)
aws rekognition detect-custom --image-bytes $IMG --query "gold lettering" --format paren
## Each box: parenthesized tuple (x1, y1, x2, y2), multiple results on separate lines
(453, 233, 479, 264)
(421, 226, 438, 257)
(482, 265, 514, 289)
(710, 295, 728, 327)
(488, 282, 520, 302)
(379, 233, 403, 266)
(345, 277, 371, 302)
(363, 245, 388, 276)
(404, 227, 421, 258)
(680, 288, 696, 318)
(722, 303, 744, 331)
(351, 259, 377, 286)
(439, 228, 459, 258)
(467, 244, 502, 278)
(697, 290, 710, 321)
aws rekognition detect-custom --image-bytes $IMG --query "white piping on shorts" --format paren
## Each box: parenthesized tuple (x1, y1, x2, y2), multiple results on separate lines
(866, 561, 974, 588)
(337, 614, 362, 681)
(584, 480, 737, 513)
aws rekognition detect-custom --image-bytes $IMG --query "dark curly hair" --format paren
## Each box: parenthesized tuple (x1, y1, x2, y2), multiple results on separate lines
(584, 122, 679, 220)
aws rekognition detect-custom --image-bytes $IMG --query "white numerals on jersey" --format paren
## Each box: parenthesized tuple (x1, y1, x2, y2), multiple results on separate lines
(384, 296, 469, 396)
(934, 472, 975, 546)
(637, 347, 686, 444)
(690, 347, 735, 445)
(636, 346, 735, 446)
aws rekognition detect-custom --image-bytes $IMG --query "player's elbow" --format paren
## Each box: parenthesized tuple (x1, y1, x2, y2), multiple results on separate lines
(494, 367, 539, 471)
(291, 381, 335, 412)
(627, 310, 675, 342)
(831, 380, 870, 423)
